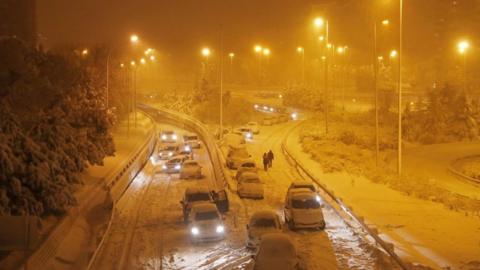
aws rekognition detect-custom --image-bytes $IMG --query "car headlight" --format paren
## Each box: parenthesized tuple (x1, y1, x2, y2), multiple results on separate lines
(254, 104, 259, 109)
(168, 152, 173, 156)
(316, 195, 321, 202)
(172, 134, 177, 140)
(263, 106, 268, 110)
(184, 145, 191, 152)
(269, 108, 274, 112)
(246, 133, 252, 139)
(162, 165, 167, 170)
(216, 225, 224, 233)
(191, 227, 199, 235)
(159, 152, 163, 156)
(291, 112, 298, 120)
(161, 134, 167, 140)
(174, 164, 181, 170)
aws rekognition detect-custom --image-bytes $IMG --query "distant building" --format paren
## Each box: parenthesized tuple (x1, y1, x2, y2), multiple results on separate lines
(0, 0, 36, 46)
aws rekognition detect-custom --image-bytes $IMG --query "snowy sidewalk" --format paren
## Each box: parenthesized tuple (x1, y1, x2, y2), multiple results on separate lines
(285, 123, 480, 270)
(77, 112, 154, 202)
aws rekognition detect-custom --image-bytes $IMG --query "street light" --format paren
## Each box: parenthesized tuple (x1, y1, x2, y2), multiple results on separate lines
(144, 48, 153, 55)
(390, 50, 398, 58)
(457, 40, 470, 94)
(149, 55, 156, 61)
(81, 49, 88, 56)
(297, 47, 305, 84)
(228, 52, 235, 80)
(382, 19, 390, 26)
(140, 58, 147, 65)
(254, 45, 263, 53)
(262, 48, 270, 56)
(201, 47, 211, 57)
(318, 35, 325, 42)
(130, 34, 139, 44)
(314, 16, 330, 134)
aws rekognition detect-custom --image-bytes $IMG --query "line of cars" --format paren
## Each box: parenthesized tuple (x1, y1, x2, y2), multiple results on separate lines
(155, 130, 203, 178)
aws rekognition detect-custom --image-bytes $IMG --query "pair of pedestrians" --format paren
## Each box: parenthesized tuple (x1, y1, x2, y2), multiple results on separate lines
(262, 150, 274, 171)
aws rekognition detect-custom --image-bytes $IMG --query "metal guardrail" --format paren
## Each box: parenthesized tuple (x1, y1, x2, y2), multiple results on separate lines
(448, 155, 480, 185)
(280, 122, 410, 270)
(21, 112, 157, 270)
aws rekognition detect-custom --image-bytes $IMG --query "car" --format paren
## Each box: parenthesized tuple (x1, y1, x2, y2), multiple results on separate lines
(161, 155, 188, 174)
(180, 187, 214, 223)
(226, 145, 252, 169)
(252, 233, 300, 270)
(183, 134, 202, 149)
(235, 127, 253, 140)
(160, 130, 178, 143)
(179, 160, 203, 179)
(288, 181, 322, 204)
(262, 116, 274, 126)
(176, 144, 194, 159)
(157, 144, 179, 160)
(247, 122, 260, 134)
(237, 172, 264, 199)
(223, 133, 246, 147)
(188, 202, 225, 243)
(284, 188, 325, 230)
(235, 161, 258, 180)
(246, 210, 283, 249)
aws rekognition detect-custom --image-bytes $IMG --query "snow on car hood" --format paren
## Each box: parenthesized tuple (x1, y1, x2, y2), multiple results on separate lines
(292, 208, 323, 224)
(238, 182, 263, 195)
(249, 227, 281, 240)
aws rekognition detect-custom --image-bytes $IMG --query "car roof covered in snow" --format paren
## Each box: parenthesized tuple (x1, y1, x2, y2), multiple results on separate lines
(240, 172, 259, 179)
(183, 160, 198, 165)
(250, 210, 278, 220)
(191, 202, 218, 213)
(291, 181, 315, 188)
(259, 233, 295, 250)
(185, 186, 210, 195)
(288, 188, 316, 199)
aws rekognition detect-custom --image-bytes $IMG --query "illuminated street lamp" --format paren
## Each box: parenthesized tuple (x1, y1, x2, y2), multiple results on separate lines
(457, 40, 470, 94)
(262, 48, 270, 56)
(228, 52, 235, 80)
(130, 34, 139, 44)
(130, 60, 136, 66)
(314, 16, 330, 134)
(390, 50, 398, 59)
(382, 19, 390, 26)
(254, 45, 263, 53)
(149, 55, 156, 61)
(318, 35, 325, 42)
(140, 58, 147, 65)
(297, 47, 305, 84)
(202, 47, 211, 58)
(144, 48, 153, 55)
(81, 48, 88, 56)
(120, 63, 125, 68)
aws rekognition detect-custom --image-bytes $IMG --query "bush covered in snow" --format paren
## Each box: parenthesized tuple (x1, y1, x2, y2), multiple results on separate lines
(403, 84, 480, 144)
(282, 86, 324, 112)
(0, 38, 115, 216)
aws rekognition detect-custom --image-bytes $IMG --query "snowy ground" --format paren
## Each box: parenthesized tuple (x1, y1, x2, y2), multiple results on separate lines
(287, 122, 480, 270)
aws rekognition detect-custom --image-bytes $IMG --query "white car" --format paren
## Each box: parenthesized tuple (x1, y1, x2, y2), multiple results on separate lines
(288, 181, 322, 205)
(237, 172, 264, 199)
(161, 155, 188, 174)
(223, 133, 246, 147)
(226, 145, 252, 169)
(183, 134, 202, 149)
(247, 122, 260, 134)
(189, 202, 225, 243)
(235, 161, 258, 180)
(284, 188, 325, 230)
(246, 210, 282, 249)
(157, 144, 179, 160)
(179, 160, 202, 179)
(160, 130, 178, 143)
(176, 144, 194, 160)
(252, 233, 300, 270)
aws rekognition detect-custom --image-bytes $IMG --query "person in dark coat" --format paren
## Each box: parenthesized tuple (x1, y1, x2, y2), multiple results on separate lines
(267, 150, 274, 168)
(262, 152, 269, 171)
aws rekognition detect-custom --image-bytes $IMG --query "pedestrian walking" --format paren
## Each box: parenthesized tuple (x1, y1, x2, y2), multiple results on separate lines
(267, 150, 274, 168)
(262, 152, 269, 171)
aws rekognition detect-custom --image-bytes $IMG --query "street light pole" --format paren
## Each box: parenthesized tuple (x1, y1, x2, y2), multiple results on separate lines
(373, 9, 379, 167)
(325, 20, 330, 135)
(397, 0, 403, 176)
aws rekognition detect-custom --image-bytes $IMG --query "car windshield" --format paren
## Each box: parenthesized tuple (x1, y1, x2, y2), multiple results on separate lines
(163, 146, 177, 151)
(291, 198, 320, 209)
(163, 131, 174, 135)
(294, 185, 315, 192)
(242, 177, 260, 183)
(240, 128, 250, 132)
(168, 159, 181, 164)
(252, 218, 276, 228)
(195, 211, 219, 221)
(185, 135, 198, 140)
(187, 193, 210, 202)
(242, 163, 255, 168)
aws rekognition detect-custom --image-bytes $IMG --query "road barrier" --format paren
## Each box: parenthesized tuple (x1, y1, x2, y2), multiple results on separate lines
(17, 112, 157, 270)
(448, 155, 480, 185)
(281, 122, 410, 270)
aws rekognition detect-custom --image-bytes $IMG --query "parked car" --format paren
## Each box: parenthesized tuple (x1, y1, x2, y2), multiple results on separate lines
(247, 121, 260, 134)
(262, 116, 274, 126)
(226, 145, 252, 169)
(188, 202, 225, 243)
(180, 187, 214, 223)
(237, 172, 264, 199)
(179, 160, 202, 179)
(157, 144, 179, 160)
(223, 133, 246, 147)
(235, 161, 258, 180)
(183, 134, 202, 149)
(176, 144, 194, 159)
(160, 130, 178, 143)
(284, 188, 325, 230)
(162, 155, 188, 174)
(288, 181, 322, 205)
(252, 233, 300, 270)
(246, 210, 282, 249)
